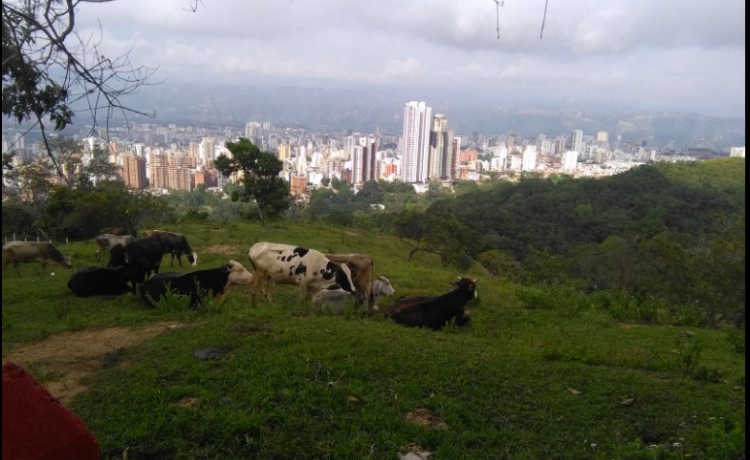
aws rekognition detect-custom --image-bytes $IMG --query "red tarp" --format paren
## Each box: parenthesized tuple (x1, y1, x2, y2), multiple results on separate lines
(2, 363, 99, 460)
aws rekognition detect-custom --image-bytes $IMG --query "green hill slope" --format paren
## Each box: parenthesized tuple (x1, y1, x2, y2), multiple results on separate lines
(1, 222, 745, 460)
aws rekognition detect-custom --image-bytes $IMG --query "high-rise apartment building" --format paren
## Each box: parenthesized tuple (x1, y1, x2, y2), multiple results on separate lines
(201, 138, 216, 163)
(401, 101, 432, 183)
(278, 144, 292, 162)
(522, 146, 538, 172)
(562, 151, 579, 172)
(169, 154, 192, 191)
(122, 155, 147, 190)
(571, 130, 584, 154)
(352, 145, 365, 185)
(428, 114, 454, 180)
(597, 131, 610, 143)
(149, 153, 170, 190)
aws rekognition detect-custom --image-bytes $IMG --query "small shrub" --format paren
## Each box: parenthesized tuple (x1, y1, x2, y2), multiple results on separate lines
(676, 337, 725, 383)
(477, 250, 524, 282)
(726, 328, 745, 355)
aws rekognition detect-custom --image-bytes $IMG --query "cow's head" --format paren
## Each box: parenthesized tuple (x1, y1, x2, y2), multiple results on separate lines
(453, 277, 479, 300)
(189, 252, 199, 267)
(334, 263, 356, 294)
(63, 256, 73, 271)
(108, 245, 127, 269)
(142, 230, 156, 239)
(375, 276, 395, 297)
(226, 260, 253, 287)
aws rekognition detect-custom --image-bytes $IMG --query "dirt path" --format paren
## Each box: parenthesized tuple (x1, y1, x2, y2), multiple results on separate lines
(2, 323, 188, 405)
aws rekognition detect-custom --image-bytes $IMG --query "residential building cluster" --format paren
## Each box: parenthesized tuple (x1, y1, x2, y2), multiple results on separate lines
(2, 103, 744, 198)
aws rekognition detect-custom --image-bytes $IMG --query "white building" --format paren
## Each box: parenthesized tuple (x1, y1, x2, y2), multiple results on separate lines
(522, 146, 538, 172)
(298, 146, 308, 176)
(352, 146, 365, 185)
(400, 101, 432, 183)
(731, 147, 746, 158)
(562, 151, 579, 172)
(571, 130, 584, 155)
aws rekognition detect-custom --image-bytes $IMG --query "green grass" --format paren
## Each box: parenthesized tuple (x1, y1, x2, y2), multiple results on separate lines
(2, 222, 746, 460)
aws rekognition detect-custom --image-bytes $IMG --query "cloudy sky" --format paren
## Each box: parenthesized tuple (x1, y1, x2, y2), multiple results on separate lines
(77, 0, 746, 117)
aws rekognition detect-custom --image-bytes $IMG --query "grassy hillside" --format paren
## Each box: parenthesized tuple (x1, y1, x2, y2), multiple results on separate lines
(2, 222, 745, 460)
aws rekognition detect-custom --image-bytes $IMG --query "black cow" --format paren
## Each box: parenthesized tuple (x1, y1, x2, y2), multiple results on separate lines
(142, 231, 198, 267)
(140, 260, 253, 309)
(386, 278, 478, 331)
(67, 267, 133, 298)
(108, 237, 165, 292)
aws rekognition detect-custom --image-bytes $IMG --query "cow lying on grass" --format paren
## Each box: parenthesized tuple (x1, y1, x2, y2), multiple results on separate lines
(387, 278, 478, 330)
(314, 276, 395, 315)
(68, 267, 133, 298)
(3, 242, 73, 276)
(140, 261, 253, 309)
(324, 254, 377, 313)
(248, 243, 356, 308)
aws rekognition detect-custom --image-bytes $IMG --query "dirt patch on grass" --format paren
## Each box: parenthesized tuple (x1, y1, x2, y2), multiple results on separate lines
(2, 323, 188, 405)
(202, 245, 242, 255)
(405, 409, 449, 431)
(234, 325, 272, 336)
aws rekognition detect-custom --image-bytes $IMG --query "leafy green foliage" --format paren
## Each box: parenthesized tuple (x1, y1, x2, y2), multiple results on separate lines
(215, 138, 290, 232)
(477, 250, 524, 282)
(39, 181, 175, 240)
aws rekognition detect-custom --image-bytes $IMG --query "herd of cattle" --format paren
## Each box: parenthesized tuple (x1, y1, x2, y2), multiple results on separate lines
(2, 228, 479, 331)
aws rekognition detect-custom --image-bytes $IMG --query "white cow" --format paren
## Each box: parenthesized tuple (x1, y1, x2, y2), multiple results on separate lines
(314, 276, 396, 315)
(95, 234, 136, 262)
(248, 243, 356, 307)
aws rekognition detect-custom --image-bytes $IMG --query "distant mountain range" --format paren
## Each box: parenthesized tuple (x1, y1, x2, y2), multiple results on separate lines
(123, 84, 745, 150)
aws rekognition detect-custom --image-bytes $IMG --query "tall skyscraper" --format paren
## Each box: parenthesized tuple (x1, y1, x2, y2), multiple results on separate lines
(428, 114, 455, 181)
(352, 145, 366, 185)
(522, 146, 538, 172)
(597, 131, 610, 143)
(731, 147, 746, 158)
(201, 138, 216, 163)
(278, 144, 292, 161)
(122, 155, 147, 190)
(571, 130, 584, 153)
(562, 151, 579, 172)
(298, 146, 308, 176)
(169, 154, 192, 191)
(149, 153, 170, 190)
(362, 136, 378, 183)
(401, 101, 432, 183)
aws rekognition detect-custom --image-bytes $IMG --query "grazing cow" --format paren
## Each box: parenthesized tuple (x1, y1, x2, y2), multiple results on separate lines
(99, 227, 129, 236)
(141, 261, 253, 309)
(386, 278, 478, 331)
(248, 243, 356, 308)
(95, 235, 135, 262)
(324, 254, 377, 313)
(314, 276, 395, 315)
(142, 230, 198, 267)
(68, 267, 133, 298)
(3, 242, 73, 276)
(107, 237, 165, 292)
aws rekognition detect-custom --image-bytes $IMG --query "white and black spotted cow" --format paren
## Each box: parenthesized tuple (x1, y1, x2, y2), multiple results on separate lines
(248, 243, 356, 308)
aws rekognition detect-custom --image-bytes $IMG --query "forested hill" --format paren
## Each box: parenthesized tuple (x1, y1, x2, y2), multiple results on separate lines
(431, 158, 745, 329)
(438, 158, 746, 262)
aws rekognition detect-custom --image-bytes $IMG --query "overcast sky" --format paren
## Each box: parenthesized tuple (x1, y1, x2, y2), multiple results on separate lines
(76, 0, 746, 117)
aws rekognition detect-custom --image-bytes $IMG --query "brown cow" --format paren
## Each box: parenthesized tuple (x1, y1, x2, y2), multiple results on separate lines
(99, 227, 128, 236)
(3, 242, 73, 276)
(324, 254, 377, 313)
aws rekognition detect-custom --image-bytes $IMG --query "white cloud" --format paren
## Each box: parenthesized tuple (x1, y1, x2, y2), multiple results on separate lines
(70, 0, 746, 117)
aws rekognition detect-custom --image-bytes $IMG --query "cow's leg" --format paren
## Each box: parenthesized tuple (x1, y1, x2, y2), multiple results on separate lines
(176, 252, 183, 267)
(456, 316, 472, 327)
(13, 261, 22, 276)
(96, 248, 101, 263)
(39, 260, 48, 275)
(3, 257, 11, 274)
